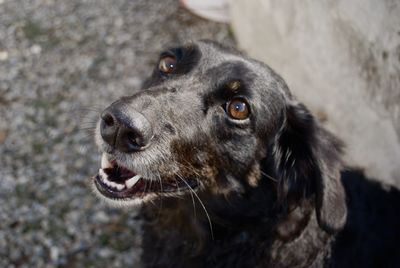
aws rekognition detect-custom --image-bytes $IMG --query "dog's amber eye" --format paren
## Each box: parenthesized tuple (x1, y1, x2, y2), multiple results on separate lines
(227, 98, 250, 120)
(159, 56, 177, 74)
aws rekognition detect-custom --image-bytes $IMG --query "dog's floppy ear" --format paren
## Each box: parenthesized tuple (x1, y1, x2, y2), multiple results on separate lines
(273, 101, 347, 234)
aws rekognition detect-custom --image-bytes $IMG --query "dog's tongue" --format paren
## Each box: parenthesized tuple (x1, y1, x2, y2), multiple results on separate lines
(103, 164, 136, 183)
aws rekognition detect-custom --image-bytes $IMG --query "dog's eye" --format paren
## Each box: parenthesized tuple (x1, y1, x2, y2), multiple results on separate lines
(159, 56, 177, 74)
(226, 98, 250, 120)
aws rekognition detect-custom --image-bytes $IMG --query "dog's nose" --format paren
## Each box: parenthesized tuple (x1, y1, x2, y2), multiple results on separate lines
(100, 103, 153, 153)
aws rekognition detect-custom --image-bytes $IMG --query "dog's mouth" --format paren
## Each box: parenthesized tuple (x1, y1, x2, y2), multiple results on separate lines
(93, 154, 199, 200)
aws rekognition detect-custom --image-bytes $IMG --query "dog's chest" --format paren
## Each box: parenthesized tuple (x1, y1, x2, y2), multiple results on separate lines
(141, 222, 267, 268)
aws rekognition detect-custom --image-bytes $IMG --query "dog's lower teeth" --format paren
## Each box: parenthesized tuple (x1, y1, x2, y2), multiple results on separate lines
(126, 175, 141, 189)
(99, 168, 126, 191)
(99, 168, 108, 179)
(105, 180, 125, 190)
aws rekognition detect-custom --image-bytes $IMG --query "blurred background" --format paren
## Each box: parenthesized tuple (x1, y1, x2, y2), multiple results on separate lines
(0, 0, 399, 267)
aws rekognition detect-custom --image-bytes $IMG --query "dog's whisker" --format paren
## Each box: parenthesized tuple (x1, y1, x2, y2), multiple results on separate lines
(176, 175, 214, 240)
(260, 171, 278, 183)
(179, 159, 203, 179)
(79, 123, 97, 128)
(78, 104, 104, 112)
(75, 108, 101, 122)
(174, 177, 181, 194)
(173, 168, 197, 220)
(79, 127, 96, 133)
(156, 172, 164, 216)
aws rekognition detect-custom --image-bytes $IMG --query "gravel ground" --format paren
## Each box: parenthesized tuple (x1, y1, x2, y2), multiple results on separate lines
(0, 1, 234, 267)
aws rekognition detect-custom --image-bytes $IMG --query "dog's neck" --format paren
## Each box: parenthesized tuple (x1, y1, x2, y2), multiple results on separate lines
(142, 184, 333, 267)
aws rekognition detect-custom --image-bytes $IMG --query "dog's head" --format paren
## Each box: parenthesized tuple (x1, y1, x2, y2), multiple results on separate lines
(92, 41, 347, 233)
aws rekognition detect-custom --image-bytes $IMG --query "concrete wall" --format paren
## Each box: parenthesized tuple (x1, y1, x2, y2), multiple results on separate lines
(231, 0, 400, 185)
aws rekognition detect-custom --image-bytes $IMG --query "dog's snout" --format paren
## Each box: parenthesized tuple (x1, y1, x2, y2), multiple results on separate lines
(100, 103, 153, 153)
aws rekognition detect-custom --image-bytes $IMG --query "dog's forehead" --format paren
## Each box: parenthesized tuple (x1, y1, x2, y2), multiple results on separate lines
(196, 41, 244, 65)
(194, 41, 290, 98)
(195, 41, 254, 75)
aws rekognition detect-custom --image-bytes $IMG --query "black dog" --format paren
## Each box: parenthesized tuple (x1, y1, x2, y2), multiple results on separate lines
(92, 41, 400, 267)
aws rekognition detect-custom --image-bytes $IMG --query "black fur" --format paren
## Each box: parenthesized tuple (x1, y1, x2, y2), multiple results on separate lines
(96, 41, 400, 268)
